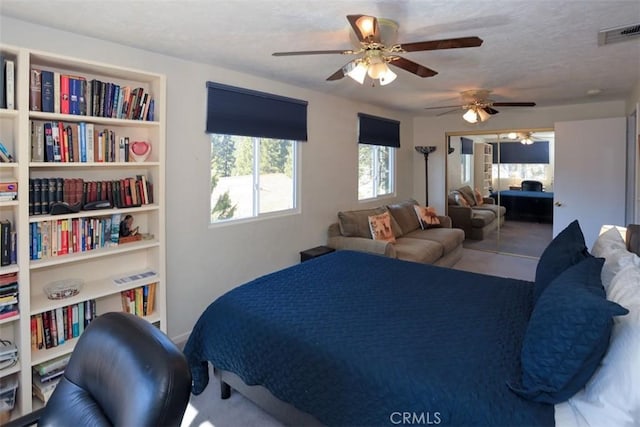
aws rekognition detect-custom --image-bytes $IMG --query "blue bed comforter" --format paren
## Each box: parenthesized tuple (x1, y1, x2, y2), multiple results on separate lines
(184, 251, 553, 426)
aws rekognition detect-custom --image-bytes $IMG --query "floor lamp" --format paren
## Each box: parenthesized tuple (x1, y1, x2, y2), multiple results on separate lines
(415, 146, 437, 205)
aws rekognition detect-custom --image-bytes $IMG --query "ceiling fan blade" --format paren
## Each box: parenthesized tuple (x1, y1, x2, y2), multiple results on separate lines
(436, 107, 464, 117)
(273, 49, 353, 56)
(483, 106, 500, 115)
(389, 57, 438, 78)
(326, 67, 346, 81)
(347, 14, 380, 43)
(491, 102, 536, 107)
(399, 36, 483, 52)
(424, 104, 463, 110)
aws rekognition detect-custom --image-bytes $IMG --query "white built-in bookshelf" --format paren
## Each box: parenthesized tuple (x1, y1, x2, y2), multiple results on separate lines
(0, 43, 166, 418)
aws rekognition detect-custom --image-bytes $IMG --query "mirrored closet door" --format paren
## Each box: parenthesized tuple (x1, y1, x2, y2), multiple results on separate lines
(445, 129, 555, 257)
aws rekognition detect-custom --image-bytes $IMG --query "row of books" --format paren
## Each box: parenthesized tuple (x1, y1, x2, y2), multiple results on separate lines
(0, 220, 15, 267)
(0, 273, 18, 320)
(29, 68, 154, 121)
(31, 121, 140, 163)
(0, 55, 15, 110)
(29, 175, 154, 216)
(29, 213, 123, 260)
(0, 180, 17, 202)
(32, 354, 70, 404)
(121, 283, 157, 317)
(30, 299, 97, 350)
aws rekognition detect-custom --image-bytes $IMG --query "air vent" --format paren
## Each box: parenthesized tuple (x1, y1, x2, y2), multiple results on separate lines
(598, 23, 640, 46)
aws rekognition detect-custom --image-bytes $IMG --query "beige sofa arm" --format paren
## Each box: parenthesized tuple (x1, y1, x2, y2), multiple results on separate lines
(437, 215, 452, 228)
(327, 223, 396, 257)
(446, 206, 473, 236)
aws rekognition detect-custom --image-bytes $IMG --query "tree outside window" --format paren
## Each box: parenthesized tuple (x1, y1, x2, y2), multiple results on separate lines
(358, 145, 394, 200)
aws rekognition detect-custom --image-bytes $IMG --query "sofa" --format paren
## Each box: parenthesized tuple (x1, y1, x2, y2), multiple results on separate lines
(448, 185, 506, 240)
(327, 199, 465, 267)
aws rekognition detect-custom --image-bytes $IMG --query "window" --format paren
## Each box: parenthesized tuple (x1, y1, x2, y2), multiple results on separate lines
(206, 82, 307, 224)
(492, 163, 551, 183)
(357, 113, 399, 200)
(358, 144, 395, 200)
(211, 135, 297, 222)
(461, 154, 472, 184)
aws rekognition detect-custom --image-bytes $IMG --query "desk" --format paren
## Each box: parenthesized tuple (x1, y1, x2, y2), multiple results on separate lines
(491, 190, 554, 223)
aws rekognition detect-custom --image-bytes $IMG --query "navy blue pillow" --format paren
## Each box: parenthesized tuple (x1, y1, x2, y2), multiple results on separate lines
(534, 220, 590, 303)
(509, 257, 628, 404)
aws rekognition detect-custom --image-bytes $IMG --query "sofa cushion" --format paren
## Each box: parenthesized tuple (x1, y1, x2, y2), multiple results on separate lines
(338, 207, 402, 238)
(470, 210, 496, 228)
(404, 228, 464, 254)
(458, 185, 477, 207)
(393, 238, 443, 264)
(474, 204, 506, 217)
(386, 200, 421, 235)
(368, 212, 397, 243)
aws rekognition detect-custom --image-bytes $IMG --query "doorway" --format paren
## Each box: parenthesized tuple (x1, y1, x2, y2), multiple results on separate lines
(445, 129, 554, 258)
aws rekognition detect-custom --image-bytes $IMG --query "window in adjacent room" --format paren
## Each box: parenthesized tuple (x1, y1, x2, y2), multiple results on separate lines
(206, 82, 307, 224)
(357, 113, 399, 200)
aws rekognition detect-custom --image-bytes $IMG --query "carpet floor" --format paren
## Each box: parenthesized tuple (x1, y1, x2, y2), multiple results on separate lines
(462, 219, 553, 258)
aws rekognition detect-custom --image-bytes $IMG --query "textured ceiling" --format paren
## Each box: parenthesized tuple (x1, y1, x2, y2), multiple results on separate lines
(1, 0, 639, 114)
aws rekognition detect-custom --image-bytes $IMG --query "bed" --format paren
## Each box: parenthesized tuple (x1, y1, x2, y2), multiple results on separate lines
(491, 190, 554, 223)
(184, 223, 640, 427)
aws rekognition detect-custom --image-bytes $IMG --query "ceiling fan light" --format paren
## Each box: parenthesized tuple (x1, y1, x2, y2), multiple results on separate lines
(508, 132, 518, 139)
(345, 61, 367, 84)
(379, 68, 397, 86)
(367, 58, 387, 79)
(477, 108, 491, 122)
(462, 108, 478, 123)
(521, 138, 533, 145)
(355, 16, 376, 39)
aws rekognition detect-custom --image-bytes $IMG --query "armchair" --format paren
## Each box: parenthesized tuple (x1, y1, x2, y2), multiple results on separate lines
(6, 312, 192, 427)
(521, 180, 543, 192)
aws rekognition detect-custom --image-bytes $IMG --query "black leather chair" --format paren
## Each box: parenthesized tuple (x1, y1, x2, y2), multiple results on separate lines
(521, 180, 543, 192)
(7, 312, 192, 427)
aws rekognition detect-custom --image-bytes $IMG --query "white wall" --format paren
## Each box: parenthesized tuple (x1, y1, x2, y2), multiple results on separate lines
(0, 17, 415, 340)
(412, 101, 628, 215)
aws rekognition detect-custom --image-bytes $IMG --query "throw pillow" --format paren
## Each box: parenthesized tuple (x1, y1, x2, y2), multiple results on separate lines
(508, 257, 628, 404)
(534, 219, 591, 303)
(455, 192, 470, 207)
(474, 188, 484, 206)
(368, 212, 396, 243)
(338, 207, 402, 238)
(457, 185, 477, 207)
(591, 226, 640, 290)
(413, 205, 441, 230)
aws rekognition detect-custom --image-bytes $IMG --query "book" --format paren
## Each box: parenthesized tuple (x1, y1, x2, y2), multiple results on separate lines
(0, 55, 5, 109)
(0, 220, 11, 266)
(31, 121, 45, 162)
(43, 121, 55, 162)
(69, 76, 81, 115)
(33, 354, 71, 376)
(41, 70, 55, 113)
(53, 71, 60, 114)
(4, 59, 14, 110)
(60, 74, 70, 114)
(30, 68, 42, 112)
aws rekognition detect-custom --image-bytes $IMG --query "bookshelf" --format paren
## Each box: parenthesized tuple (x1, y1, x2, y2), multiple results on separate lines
(474, 143, 493, 196)
(0, 43, 166, 418)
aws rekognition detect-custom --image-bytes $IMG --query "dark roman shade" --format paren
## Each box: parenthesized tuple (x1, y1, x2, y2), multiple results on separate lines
(357, 113, 400, 148)
(461, 137, 474, 155)
(491, 141, 549, 164)
(206, 82, 308, 141)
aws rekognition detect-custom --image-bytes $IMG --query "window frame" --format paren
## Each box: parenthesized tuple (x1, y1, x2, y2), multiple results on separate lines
(209, 134, 300, 225)
(358, 144, 396, 201)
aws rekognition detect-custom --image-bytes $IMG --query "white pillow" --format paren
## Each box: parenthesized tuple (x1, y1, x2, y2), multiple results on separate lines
(566, 265, 640, 427)
(591, 227, 640, 290)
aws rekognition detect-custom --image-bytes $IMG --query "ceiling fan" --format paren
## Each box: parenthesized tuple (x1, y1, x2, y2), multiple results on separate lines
(505, 131, 544, 145)
(424, 89, 536, 123)
(272, 14, 483, 85)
